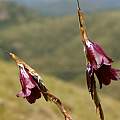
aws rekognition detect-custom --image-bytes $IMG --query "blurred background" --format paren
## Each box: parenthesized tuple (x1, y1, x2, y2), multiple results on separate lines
(0, 0, 120, 120)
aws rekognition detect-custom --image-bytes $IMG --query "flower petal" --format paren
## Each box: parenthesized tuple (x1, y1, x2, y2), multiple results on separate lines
(85, 40, 113, 69)
(110, 68, 120, 80)
(85, 41, 97, 69)
(32, 75, 48, 101)
(86, 64, 95, 94)
(16, 88, 31, 97)
(19, 66, 35, 89)
(95, 64, 120, 88)
(26, 87, 41, 104)
(93, 42, 113, 64)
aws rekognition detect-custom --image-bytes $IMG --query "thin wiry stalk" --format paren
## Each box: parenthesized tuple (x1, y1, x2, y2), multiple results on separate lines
(77, 0, 104, 120)
(91, 79, 104, 120)
(86, 68, 104, 120)
(44, 92, 73, 120)
(77, 0, 89, 44)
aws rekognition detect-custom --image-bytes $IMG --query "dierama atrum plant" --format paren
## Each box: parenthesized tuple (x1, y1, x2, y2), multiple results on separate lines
(76, 0, 120, 120)
(9, 52, 72, 120)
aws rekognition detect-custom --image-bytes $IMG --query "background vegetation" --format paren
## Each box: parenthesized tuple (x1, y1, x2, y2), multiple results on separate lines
(0, 1, 120, 120)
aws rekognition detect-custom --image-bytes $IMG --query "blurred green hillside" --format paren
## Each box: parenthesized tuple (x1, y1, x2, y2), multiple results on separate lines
(0, 8, 120, 80)
(0, 60, 120, 120)
(0, 1, 39, 28)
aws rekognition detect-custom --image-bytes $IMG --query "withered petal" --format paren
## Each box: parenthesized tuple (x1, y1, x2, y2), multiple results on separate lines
(95, 64, 120, 88)
(110, 68, 120, 80)
(26, 87, 41, 104)
(86, 64, 95, 94)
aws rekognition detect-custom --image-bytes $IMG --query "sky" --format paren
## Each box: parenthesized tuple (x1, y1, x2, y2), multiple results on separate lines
(8, 0, 120, 16)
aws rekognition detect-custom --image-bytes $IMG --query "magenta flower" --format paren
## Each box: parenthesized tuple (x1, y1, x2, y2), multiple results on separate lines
(85, 41, 120, 120)
(16, 64, 48, 104)
(16, 64, 40, 103)
(9, 53, 73, 120)
(77, 1, 120, 119)
(85, 40, 120, 88)
(9, 53, 48, 104)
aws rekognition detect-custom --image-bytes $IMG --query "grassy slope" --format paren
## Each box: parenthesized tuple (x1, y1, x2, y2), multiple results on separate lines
(0, 60, 120, 120)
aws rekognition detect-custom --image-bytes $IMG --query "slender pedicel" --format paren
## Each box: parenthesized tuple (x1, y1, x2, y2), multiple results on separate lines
(77, 0, 89, 44)
(77, 1, 104, 120)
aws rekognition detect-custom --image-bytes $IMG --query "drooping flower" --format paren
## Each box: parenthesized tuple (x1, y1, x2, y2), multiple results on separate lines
(77, 0, 120, 119)
(9, 53, 72, 120)
(9, 53, 48, 104)
(77, 1, 120, 89)
(17, 64, 43, 104)
(85, 40, 120, 88)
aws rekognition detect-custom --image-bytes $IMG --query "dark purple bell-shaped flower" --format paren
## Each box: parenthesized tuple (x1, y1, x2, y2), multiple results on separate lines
(17, 64, 42, 104)
(85, 40, 120, 88)
(9, 53, 48, 104)
(76, 0, 120, 89)
(77, 1, 119, 119)
(9, 53, 73, 120)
